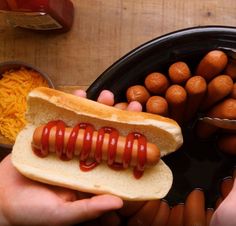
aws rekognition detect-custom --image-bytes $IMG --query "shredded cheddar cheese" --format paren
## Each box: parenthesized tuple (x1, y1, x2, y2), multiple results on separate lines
(0, 67, 49, 142)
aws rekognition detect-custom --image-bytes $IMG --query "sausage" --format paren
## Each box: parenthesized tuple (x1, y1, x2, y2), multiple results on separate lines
(168, 61, 191, 84)
(217, 134, 236, 155)
(118, 201, 146, 217)
(205, 208, 214, 226)
(146, 96, 169, 116)
(151, 200, 170, 226)
(145, 72, 170, 95)
(230, 83, 236, 99)
(166, 203, 184, 226)
(184, 76, 207, 121)
(196, 98, 236, 139)
(113, 102, 129, 110)
(82, 219, 101, 226)
(128, 200, 161, 226)
(200, 75, 234, 110)
(220, 176, 233, 199)
(183, 189, 206, 226)
(225, 59, 236, 80)
(207, 98, 236, 119)
(221, 128, 236, 134)
(196, 50, 228, 81)
(32, 121, 160, 168)
(99, 211, 121, 226)
(165, 85, 187, 124)
(195, 120, 219, 139)
(126, 85, 150, 105)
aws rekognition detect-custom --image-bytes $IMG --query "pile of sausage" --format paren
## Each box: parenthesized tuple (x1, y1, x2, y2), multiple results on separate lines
(124, 170, 234, 226)
(82, 168, 236, 226)
(120, 50, 236, 155)
(82, 49, 236, 226)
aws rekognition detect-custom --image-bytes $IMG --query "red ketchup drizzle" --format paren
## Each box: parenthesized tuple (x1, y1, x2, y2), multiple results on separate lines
(35, 120, 61, 157)
(35, 121, 148, 179)
(65, 124, 80, 160)
(55, 120, 66, 159)
(79, 123, 98, 171)
(97, 127, 123, 171)
(133, 133, 147, 179)
(123, 132, 147, 179)
(95, 127, 105, 163)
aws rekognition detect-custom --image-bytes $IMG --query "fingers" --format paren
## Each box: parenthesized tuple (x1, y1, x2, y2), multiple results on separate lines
(97, 90, 115, 106)
(73, 89, 115, 106)
(210, 198, 235, 226)
(126, 101, 142, 112)
(73, 89, 87, 98)
(55, 194, 123, 225)
(73, 89, 142, 112)
(210, 181, 236, 226)
(97, 89, 142, 111)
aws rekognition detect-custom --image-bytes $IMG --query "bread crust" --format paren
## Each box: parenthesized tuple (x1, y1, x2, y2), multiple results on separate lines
(11, 87, 183, 200)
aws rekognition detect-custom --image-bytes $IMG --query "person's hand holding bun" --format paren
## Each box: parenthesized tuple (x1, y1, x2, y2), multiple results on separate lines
(0, 89, 126, 226)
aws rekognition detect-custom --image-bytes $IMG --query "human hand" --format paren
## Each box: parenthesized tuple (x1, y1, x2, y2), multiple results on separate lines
(74, 89, 142, 112)
(210, 180, 236, 226)
(0, 155, 123, 226)
(0, 89, 136, 226)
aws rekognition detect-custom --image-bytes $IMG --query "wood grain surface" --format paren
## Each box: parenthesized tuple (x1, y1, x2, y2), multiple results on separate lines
(0, 0, 235, 93)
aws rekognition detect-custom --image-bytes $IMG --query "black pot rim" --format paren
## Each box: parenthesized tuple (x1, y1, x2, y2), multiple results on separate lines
(87, 25, 236, 98)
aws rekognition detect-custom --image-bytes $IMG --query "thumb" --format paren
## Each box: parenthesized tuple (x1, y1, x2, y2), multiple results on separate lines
(210, 181, 236, 226)
(55, 194, 123, 225)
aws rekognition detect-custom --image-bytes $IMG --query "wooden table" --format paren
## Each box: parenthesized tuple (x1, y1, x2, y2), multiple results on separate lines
(0, 1, 235, 222)
(0, 0, 235, 93)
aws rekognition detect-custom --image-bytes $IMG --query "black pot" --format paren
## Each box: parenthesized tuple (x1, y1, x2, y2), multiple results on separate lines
(87, 26, 236, 206)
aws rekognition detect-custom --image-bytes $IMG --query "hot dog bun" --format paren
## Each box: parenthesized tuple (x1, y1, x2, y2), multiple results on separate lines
(11, 87, 183, 200)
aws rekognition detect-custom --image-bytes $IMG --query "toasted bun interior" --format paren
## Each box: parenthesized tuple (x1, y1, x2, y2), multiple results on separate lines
(12, 87, 183, 200)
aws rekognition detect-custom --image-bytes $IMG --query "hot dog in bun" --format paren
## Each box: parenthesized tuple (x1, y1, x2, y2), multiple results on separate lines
(12, 87, 183, 200)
